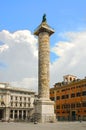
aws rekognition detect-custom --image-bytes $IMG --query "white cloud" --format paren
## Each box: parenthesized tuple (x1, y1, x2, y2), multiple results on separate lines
(11, 77, 38, 92)
(50, 31, 86, 86)
(0, 29, 86, 91)
(0, 30, 38, 91)
(0, 44, 9, 53)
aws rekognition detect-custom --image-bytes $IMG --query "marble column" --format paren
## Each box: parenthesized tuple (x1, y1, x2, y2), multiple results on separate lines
(38, 32, 50, 99)
(22, 110, 23, 120)
(17, 110, 19, 120)
(34, 14, 56, 123)
(13, 110, 14, 119)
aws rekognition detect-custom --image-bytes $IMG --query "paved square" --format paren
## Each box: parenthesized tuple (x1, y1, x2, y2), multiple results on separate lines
(0, 121, 86, 130)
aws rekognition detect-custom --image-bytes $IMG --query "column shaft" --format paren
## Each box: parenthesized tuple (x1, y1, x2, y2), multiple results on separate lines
(38, 32, 50, 99)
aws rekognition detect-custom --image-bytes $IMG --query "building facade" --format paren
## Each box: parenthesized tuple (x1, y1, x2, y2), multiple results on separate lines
(50, 75, 86, 121)
(0, 83, 35, 121)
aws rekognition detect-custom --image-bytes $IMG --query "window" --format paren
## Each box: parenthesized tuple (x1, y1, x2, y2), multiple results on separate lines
(82, 91, 86, 96)
(28, 103, 30, 107)
(24, 103, 26, 107)
(76, 92, 81, 97)
(71, 93, 75, 98)
(71, 103, 75, 108)
(56, 105, 60, 109)
(20, 103, 22, 107)
(76, 103, 81, 107)
(70, 77, 72, 81)
(15, 103, 17, 107)
(56, 96, 60, 100)
(50, 97, 54, 101)
(10, 110, 13, 113)
(61, 89, 65, 92)
(82, 102, 86, 107)
(71, 87, 75, 89)
(15, 96, 17, 100)
(76, 86, 81, 88)
(66, 88, 70, 91)
(57, 112, 60, 113)
(62, 104, 70, 109)
(61, 95, 69, 99)
(20, 97, 22, 101)
(28, 98, 30, 101)
(11, 96, 13, 100)
(65, 94, 69, 99)
(66, 104, 70, 108)
(24, 97, 26, 101)
(50, 91, 54, 94)
(10, 110, 13, 118)
(11, 103, 13, 106)
(62, 95, 65, 99)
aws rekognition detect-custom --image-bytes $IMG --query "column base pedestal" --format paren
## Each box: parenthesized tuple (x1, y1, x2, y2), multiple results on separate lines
(34, 99, 56, 123)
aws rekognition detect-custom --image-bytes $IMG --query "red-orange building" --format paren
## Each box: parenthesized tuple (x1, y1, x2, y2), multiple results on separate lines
(50, 75, 86, 121)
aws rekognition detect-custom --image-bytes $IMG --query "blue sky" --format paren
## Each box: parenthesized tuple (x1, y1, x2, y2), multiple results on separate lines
(0, 0, 86, 62)
(0, 0, 86, 35)
(0, 0, 86, 89)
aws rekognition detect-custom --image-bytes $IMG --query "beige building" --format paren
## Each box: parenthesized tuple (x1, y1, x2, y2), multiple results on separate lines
(0, 83, 35, 121)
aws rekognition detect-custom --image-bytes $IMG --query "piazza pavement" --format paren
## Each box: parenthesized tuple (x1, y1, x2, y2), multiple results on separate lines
(0, 121, 86, 130)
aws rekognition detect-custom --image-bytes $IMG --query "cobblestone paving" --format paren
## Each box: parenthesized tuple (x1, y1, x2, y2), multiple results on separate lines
(0, 121, 86, 130)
